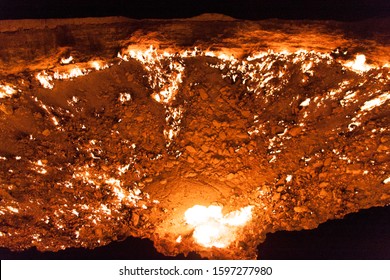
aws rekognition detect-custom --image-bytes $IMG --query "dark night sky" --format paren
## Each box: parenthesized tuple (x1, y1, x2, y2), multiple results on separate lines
(0, 0, 389, 20)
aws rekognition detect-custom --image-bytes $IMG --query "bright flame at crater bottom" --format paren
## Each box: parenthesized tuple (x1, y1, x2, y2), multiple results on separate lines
(184, 205, 254, 248)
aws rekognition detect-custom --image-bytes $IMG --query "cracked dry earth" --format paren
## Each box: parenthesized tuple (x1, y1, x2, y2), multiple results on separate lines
(0, 15, 389, 259)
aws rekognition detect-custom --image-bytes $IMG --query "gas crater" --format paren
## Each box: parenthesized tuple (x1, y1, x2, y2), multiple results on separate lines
(0, 15, 389, 259)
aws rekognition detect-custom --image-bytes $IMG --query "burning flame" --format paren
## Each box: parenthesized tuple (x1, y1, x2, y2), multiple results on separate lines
(118, 45, 185, 104)
(90, 60, 109, 71)
(0, 84, 17, 98)
(360, 92, 390, 112)
(184, 205, 253, 248)
(36, 59, 110, 90)
(36, 71, 54, 89)
(60, 56, 73, 65)
(54, 67, 88, 80)
(344, 54, 372, 72)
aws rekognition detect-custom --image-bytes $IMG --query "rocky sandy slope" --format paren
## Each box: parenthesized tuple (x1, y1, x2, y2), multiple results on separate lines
(0, 15, 389, 259)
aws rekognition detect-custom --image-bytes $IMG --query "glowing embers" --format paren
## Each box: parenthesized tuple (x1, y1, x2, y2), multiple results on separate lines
(348, 91, 390, 131)
(105, 177, 145, 208)
(5, 206, 19, 214)
(184, 205, 253, 248)
(0, 83, 18, 98)
(118, 92, 132, 104)
(209, 49, 334, 99)
(299, 98, 311, 107)
(360, 92, 390, 112)
(164, 106, 184, 147)
(71, 164, 150, 209)
(118, 45, 185, 104)
(31, 159, 48, 175)
(344, 54, 373, 73)
(36, 67, 89, 89)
